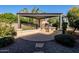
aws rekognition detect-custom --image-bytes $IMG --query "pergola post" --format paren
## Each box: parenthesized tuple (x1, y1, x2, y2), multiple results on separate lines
(38, 19, 41, 27)
(17, 15, 21, 29)
(59, 14, 63, 30)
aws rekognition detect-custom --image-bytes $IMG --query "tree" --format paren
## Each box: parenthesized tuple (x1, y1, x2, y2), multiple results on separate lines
(20, 8, 29, 13)
(19, 8, 45, 25)
(67, 7, 79, 27)
(0, 13, 17, 24)
(31, 7, 44, 24)
(62, 22, 68, 34)
(19, 8, 30, 23)
(48, 17, 59, 30)
(48, 17, 59, 24)
(32, 8, 36, 13)
(20, 8, 41, 23)
(32, 8, 40, 13)
(73, 20, 79, 32)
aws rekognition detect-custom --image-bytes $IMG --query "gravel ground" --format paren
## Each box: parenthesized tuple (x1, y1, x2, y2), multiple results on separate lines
(0, 39, 36, 53)
(0, 31, 79, 53)
(43, 41, 79, 53)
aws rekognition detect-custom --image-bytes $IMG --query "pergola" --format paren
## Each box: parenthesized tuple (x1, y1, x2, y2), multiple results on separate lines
(17, 13, 64, 30)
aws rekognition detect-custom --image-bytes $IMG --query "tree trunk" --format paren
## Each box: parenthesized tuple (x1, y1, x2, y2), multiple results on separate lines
(73, 28, 76, 33)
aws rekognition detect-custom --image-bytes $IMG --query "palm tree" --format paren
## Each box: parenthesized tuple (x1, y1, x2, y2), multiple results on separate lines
(35, 8, 39, 13)
(32, 8, 36, 13)
(32, 8, 40, 13)
(19, 8, 44, 27)
(31, 8, 40, 24)
(20, 8, 29, 13)
(19, 8, 30, 23)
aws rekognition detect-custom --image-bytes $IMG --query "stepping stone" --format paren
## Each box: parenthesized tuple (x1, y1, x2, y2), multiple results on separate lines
(35, 43, 44, 48)
(34, 51, 44, 53)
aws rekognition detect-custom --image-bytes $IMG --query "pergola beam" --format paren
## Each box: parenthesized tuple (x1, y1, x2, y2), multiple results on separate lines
(17, 13, 63, 19)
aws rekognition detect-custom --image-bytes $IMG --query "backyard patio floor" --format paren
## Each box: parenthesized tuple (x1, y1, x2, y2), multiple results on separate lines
(0, 30, 79, 53)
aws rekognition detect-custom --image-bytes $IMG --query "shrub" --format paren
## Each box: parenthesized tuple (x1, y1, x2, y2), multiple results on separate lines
(0, 36, 14, 48)
(72, 20, 79, 32)
(0, 22, 16, 48)
(62, 22, 68, 34)
(52, 22, 59, 30)
(0, 22, 16, 37)
(55, 34, 76, 47)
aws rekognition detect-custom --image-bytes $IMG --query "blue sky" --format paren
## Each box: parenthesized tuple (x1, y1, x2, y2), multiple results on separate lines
(0, 5, 74, 15)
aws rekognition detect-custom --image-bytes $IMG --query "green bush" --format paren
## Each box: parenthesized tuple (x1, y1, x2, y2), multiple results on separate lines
(52, 22, 59, 30)
(0, 13, 17, 23)
(0, 36, 14, 48)
(55, 34, 76, 47)
(74, 20, 79, 30)
(0, 22, 16, 48)
(0, 22, 16, 37)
